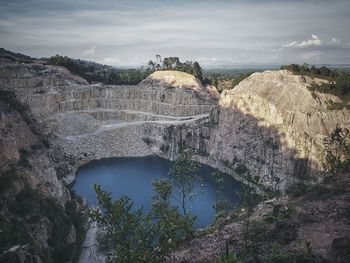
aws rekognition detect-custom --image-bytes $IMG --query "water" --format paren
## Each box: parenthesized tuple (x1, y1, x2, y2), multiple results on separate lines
(72, 155, 242, 227)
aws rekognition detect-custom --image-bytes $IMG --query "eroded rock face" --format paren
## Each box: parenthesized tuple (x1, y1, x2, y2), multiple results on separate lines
(1, 63, 348, 193)
(0, 100, 68, 201)
(209, 70, 350, 189)
(142, 70, 220, 100)
(1, 62, 349, 262)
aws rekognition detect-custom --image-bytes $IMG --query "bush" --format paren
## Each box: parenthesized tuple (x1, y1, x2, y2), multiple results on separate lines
(281, 64, 350, 107)
(0, 168, 18, 193)
(234, 164, 249, 175)
(52, 243, 76, 263)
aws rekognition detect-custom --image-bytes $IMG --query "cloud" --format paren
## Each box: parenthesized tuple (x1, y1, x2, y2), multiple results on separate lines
(82, 45, 97, 56)
(99, 57, 121, 64)
(282, 34, 323, 48)
(302, 51, 321, 60)
(331, 37, 340, 44)
(0, 0, 349, 65)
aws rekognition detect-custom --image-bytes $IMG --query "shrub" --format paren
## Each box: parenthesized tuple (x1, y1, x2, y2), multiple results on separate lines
(0, 168, 18, 193)
(234, 164, 249, 175)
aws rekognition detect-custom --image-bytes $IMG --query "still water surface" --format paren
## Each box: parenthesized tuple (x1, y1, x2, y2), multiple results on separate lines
(73, 155, 242, 227)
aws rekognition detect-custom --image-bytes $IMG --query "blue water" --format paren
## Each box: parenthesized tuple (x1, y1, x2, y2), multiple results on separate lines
(72, 155, 242, 227)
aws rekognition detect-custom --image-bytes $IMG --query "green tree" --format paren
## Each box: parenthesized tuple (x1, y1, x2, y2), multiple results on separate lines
(323, 125, 350, 175)
(151, 180, 195, 249)
(169, 150, 202, 216)
(237, 174, 261, 256)
(213, 171, 231, 220)
(89, 181, 196, 263)
(89, 185, 159, 263)
(192, 61, 203, 80)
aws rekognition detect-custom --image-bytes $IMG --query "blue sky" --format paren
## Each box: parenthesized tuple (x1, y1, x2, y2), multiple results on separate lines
(0, 0, 349, 66)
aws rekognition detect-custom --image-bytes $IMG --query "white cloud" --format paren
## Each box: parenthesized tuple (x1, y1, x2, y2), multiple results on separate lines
(99, 57, 121, 64)
(82, 45, 97, 56)
(302, 51, 321, 60)
(331, 37, 340, 44)
(282, 34, 323, 48)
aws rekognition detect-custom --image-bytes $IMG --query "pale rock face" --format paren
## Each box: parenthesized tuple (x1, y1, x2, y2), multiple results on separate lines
(1, 63, 348, 193)
(0, 99, 69, 202)
(142, 70, 220, 100)
(208, 70, 350, 189)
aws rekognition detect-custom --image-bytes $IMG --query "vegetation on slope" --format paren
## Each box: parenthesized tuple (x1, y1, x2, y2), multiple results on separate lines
(47, 55, 149, 85)
(47, 54, 207, 86)
(0, 180, 87, 262)
(0, 48, 33, 63)
(89, 150, 199, 262)
(281, 64, 350, 110)
(0, 92, 87, 262)
(176, 127, 350, 263)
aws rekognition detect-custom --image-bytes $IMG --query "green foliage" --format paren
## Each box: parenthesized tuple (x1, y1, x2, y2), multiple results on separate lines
(0, 48, 33, 63)
(323, 125, 350, 175)
(192, 61, 203, 80)
(48, 54, 149, 85)
(90, 186, 158, 262)
(0, 186, 86, 262)
(151, 180, 195, 246)
(0, 168, 18, 193)
(234, 164, 249, 175)
(90, 182, 195, 263)
(287, 181, 347, 201)
(48, 54, 205, 86)
(203, 69, 255, 92)
(148, 55, 204, 81)
(18, 148, 31, 168)
(231, 72, 254, 88)
(327, 101, 350, 110)
(0, 90, 27, 113)
(286, 182, 310, 198)
(215, 252, 242, 263)
(281, 64, 339, 78)
(281, 64, 350, 109)
(237, 182, 259, 255)
(265, 250, 325, 263)
(263, 204, 294, 226)
(169, 150, 202, 215)
(263, 240, 324, 263)
(213, 172, 232, 220)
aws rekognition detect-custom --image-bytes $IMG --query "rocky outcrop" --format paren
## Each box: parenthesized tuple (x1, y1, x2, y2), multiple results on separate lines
(209, 70, 349, 190)
(1, 64, 348, 193)
(0, 62, 88, 90)
(1, 61, 349, 262)
(142, 70, 220, 100)
(0, 99, 69, 201)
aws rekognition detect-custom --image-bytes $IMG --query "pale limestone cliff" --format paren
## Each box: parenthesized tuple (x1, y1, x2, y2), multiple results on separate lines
(207, 70, 350, 189)
(1, 62, 349, 262)
(1, 63, 348, 193)
(0, 63, 88, 90)
(142, 70, 220, 100)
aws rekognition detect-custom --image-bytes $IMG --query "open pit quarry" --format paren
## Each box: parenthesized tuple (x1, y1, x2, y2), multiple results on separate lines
(1, 63, 349, 191)
(1, 62, 350, 263)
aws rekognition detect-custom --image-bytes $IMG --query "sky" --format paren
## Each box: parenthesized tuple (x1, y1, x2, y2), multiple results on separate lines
(0, 0, 350, 67)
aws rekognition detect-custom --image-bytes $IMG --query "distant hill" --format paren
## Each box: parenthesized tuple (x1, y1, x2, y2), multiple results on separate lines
(0, 48, 34, 63)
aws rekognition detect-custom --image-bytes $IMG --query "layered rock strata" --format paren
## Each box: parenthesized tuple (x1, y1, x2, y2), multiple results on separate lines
(1, 64, 349, 192)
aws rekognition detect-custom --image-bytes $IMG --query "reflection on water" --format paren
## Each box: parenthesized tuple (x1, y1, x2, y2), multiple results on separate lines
(72, 155, 242, 227)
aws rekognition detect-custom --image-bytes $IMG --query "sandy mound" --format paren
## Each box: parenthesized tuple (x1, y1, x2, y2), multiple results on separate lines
(141, 70, 219, 100)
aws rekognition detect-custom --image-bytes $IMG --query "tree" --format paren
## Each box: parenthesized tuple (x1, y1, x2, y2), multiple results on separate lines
(169, 150, 201, 216)
(151, 180, 195, 248)
(323, 125, 350, 175)
(89, 185, 159, 263)
(213, 171, 231, 220)
(89, 181, 196, 263)
(237, 174, 262, 256)
(192, 61, 203, 80)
